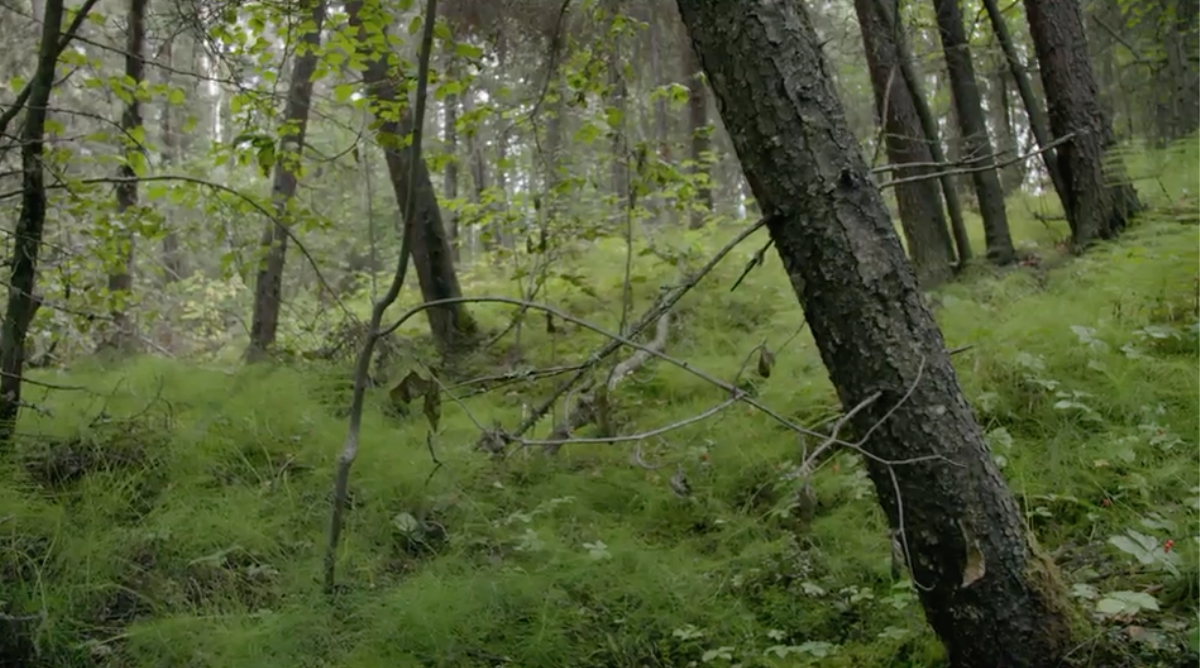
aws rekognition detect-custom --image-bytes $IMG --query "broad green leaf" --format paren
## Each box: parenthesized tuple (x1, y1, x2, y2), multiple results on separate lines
(454, 43, 483, 60)
(333, 83, 357, 102)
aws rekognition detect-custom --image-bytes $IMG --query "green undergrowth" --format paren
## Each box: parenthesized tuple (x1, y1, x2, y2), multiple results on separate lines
(2, 190, 1198, 665)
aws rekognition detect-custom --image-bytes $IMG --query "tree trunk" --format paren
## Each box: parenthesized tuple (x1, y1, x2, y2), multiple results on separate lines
(442, 45, 460, 262)
(982, 0, 1069, 216)
(105, 0, 147, 351)
(1023, 0, 1141, 247)
(159, 36, 185, 284)
(606, 0, 629, 206)
(680, 22, 712, 230)
(246, 0, 327, 361)
(674, 1, 1075, 664)
(872, 0, 972, 266)
(347, 0, 477, 353)
(986, 53, 1025, 195)
(853, 0, 955, 286)
(462, 86, 489, 252)
(648, 5, 671, 227)
(0, 0, 64, 442)
(932, 0, 1015, 264)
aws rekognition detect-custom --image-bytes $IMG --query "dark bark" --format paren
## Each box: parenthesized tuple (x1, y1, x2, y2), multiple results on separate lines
(982, 0, 1069, 215)
(680, 22, 712, 229)
(105, 0, 147, 351)
(872, 0, 972, 265)
(0, 0, 63, 442)
(1023, 0, 1141, 247)
(443, 45, 460, 261)
(932, 0, 1015, 264)
(348, 0, 477, 354)
(675, 1, 1075, 665)
(853, 0, 955, 286)
(246, 0, 326, 361)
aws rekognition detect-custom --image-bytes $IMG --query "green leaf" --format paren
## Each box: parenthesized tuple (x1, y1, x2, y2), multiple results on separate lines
(454, 42, 483, 60)
(407, 15, 423, 35)
(333, 83, 356, 102)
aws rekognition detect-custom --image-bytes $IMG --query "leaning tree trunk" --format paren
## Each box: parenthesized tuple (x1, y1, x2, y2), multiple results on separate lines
(246, 0, 326, 361)
(0, 0, 65, 442)
(854, 0, 955, 286)
(872, 0, 972, 266)
(1023, 0, 1141, 247)
(932, 0, 1014, 264)
(106, 0, 148, 351)
(985, 53, 1026, 195)
(982, 0, 1070, 217)
(674, 1, 1075, 665)
(347, 0, 477, 354)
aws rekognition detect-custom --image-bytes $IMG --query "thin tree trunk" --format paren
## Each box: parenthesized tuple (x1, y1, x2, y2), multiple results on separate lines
(932, 0, 1015, 264)
(674, 1, 1075, 664)
(986, 53, 1025, 195)
(606, 0, 629, 206)
(0, 0, 64, 442)
(347, 0, 478, 354)
(982, 0, 1069, 214)
(104, 0, 147, 351)
(159, 36, 184, 284)
(462, 86, 489, 253)
(246, 0, 327, 361)
(1023, 0, 1141, 247)
(873, 0, 971, 265)
(854, 0, 955, 286)
(442, 45, 460, 262)
(680, 22, 712, 229)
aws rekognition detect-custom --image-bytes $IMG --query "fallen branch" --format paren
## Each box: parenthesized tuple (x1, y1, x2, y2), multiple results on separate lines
(878, 132, 1075, 191)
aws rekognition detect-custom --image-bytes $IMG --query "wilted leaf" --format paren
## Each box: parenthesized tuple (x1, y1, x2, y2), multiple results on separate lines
(756, 346, 775, 379)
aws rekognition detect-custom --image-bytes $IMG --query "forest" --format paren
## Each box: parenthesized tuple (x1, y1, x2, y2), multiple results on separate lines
(0, 0, 1196, 665)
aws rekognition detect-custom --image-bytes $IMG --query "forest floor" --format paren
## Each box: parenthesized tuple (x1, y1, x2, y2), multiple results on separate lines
(1, 141, 1197, 668)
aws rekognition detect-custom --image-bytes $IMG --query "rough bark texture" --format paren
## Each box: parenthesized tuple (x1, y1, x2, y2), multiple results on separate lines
(982, 0, 1069, 217)
(932, 0, 1014, 264)
(246, 0, 326, 361)
(106, 0, 147, 351)
(674, 1, 1075, 665)
(871, 0, 971, 265)
(680, 22, 712, 230)
(348, 0, 477, 353)
(1023, 0, 1141, 247)
(0, 0, 63, 442)
(854, 0, 955, 286)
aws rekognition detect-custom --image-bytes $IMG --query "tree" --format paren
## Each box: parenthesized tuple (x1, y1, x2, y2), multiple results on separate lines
(442, 42, 461, 262)
(853, 0, 956, 286)
(105, 0, 148, 351)
(931, 0, 1015, 264)
(871, 0, 972, 265)
(347, 0, 478, 354)
(0, 0, 65, 441)
(982, 0, 1069, 216)
(674, 0, 1075, 664)
(679, 22, 712, 230)
(1023, 0, 1141, 247)
(246, 0, 327, 361)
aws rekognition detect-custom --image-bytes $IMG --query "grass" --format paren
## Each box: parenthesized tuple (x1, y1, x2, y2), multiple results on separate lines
(0, 141, 1197, 667)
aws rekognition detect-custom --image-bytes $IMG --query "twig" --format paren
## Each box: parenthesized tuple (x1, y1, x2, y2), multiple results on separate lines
(879, 132, 1075, 190)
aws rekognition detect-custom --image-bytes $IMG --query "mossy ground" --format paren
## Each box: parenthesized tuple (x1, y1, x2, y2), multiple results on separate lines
(1, 141, 1197, 667)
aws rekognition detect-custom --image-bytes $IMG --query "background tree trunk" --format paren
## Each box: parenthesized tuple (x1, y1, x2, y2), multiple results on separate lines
(348, 0, 478, 354)
(854, 0, 955, 286)
(246, 0, 326, 361)
(680, 22, 712, 230)
(985, 54, 1025, 195)
(932, 0, 1014, 264)
(442, 45, 460, 262)
(159, 35, 185, 284)
(872, 0, 972, 265)
(674, 1, 1075, 664)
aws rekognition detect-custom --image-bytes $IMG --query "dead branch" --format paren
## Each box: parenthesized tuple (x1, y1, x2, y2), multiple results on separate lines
(879, 132, 1075, 191)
